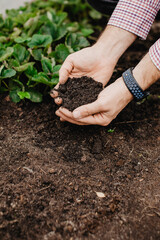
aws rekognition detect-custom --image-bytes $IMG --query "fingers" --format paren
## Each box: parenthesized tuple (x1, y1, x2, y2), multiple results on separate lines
(56, 108, 87, 125)
(72, 100, 102, 119)
(50, 55, 73, 100)
(77, 114, 111, 126)
(55, 97, 62, 105)
(59, 57, 73, 84)
(56, 107, 110, 126)
(50, 83, 60, 98)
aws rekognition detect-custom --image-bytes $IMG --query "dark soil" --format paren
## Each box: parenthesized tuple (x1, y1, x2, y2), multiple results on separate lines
(0, 23, 160, 240)
(58, 76, 103, 111)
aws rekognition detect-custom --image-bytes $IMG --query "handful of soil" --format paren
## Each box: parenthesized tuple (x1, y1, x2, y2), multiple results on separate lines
(58, 76, 103, 111)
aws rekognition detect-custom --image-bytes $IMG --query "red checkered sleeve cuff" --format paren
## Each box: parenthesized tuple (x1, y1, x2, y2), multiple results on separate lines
(149, 39, 160, 71)
(108, 0, 160, 39)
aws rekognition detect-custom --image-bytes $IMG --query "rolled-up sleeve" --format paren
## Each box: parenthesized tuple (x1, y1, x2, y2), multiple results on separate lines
(108, 0, 160, 40)
(108, 0, 160, 71)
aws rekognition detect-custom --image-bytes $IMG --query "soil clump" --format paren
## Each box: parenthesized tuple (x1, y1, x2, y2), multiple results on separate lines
(58, 76, 103, 111)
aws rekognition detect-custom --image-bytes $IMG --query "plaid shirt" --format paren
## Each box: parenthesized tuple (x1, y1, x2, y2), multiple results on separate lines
(108, 0, 160, 71)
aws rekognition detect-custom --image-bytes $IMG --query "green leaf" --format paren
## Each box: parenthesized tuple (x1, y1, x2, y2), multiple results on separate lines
(32, 72, 53, 86)
(53, 65, 61, 73)
(4, 18, 13, 31)
(9, 90, 21, 103)
(27, 16, 40, 37)
(27, 89, 43, 102)
(10, 28, 21, 39)
(8, 59, 19, 68)
(25, 65, 38, 78)
(89, 9, 102, 19)
(40, 22, 67, 41)
(66, 22, 79, 32)
(27, 34, 52, 48)
(6, 9, 19, 18)
(14, 36, 31, 44)
(47, 10, 68, 25)
(14, 12, 36, 25)
(41, 57, 53, 74)
(81, 28, 94, 37)
(24, 16, 38, 29)
(107, 129, 115, 133)
(55, 44, 70, 63)
(0, 69, 16, 79)
(31, 49, 42, 61)
(18, 91, 31, 100)
(0, 47, 14, 62)
(65, 33, 90, 51)
(14, 62, 35, 72)
(50, 76, 59, 85)
(50, 64, 61, 85)
(9, 82, 21, 102)
(13, 44, 30, 64)
(0, 36, 8, 43)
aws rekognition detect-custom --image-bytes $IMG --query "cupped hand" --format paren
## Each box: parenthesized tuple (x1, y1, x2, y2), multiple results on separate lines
(50, 45, 117, 104)
(55, 77, 133, 126)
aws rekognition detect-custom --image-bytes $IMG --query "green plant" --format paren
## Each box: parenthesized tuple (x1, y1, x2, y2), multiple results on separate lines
(107, 128, 115, 133)
(0, 0, 102, 103)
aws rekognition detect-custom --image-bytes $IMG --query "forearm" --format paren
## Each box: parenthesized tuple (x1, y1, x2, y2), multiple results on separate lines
(93, 25, 137, 64)
(132, 53, 160, 91)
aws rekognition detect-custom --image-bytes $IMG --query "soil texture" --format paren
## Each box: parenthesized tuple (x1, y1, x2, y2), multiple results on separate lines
(58, 76, 103, 111)
(0, 22, 160, 240)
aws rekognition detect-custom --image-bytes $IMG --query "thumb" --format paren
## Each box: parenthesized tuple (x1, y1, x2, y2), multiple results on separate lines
(59, 58, 73, 84)
(73, 100, 101, 119)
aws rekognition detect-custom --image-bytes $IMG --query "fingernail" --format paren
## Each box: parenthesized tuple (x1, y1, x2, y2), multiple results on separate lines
(50, 90, 57, 96)
(73, 110, 81, 119)
(57, 97, 61, 103)
(55, 110, 59, 115)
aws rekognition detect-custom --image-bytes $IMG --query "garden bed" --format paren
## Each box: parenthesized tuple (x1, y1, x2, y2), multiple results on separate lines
(0, 16, 160, 240)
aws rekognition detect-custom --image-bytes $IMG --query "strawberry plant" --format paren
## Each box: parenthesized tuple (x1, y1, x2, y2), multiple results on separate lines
(0, 0, 102, 103)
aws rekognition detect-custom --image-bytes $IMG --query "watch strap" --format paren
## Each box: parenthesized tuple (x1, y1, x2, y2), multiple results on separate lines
(122, 68, 150, 102)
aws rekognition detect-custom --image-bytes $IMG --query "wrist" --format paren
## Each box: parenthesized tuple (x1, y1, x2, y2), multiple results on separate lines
(116, 77, 133, 103)
(132, 53, 160, 91)
(94, 26, 137, 64)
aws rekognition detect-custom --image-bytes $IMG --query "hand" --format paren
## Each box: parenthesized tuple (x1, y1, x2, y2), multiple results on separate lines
(55, 51, 160, 126)
(55, 77, 133, 126)
(50, 26, 137, 105)
(50, 45, 117, 104)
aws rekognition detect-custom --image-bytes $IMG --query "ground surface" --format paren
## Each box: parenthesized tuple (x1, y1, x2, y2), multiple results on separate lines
(0, 20, 160, 240)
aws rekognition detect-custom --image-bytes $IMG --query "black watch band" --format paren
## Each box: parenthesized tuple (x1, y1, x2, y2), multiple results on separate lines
(122, 68, 150, 102)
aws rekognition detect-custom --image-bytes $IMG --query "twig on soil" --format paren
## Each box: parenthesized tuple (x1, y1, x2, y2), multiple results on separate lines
(115, 118, 159, 125)
(23, 167, 34, 174)
(36, 185, 51, 193)
(0, 192, 4, 197)
(37, 166, 47, 174)
(153, 210, 160, 217)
